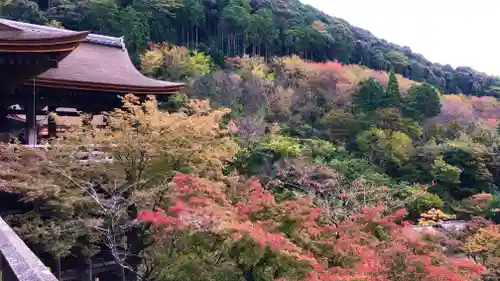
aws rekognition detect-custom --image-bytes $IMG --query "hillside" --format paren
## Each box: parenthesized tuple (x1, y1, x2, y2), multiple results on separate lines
(2, 43, 500, 281)
(1, 1, 500, 280)
(1, 0, 499, 96)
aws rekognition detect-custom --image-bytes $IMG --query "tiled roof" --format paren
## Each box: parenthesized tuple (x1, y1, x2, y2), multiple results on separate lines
(32, 42, 183, 93)
(0, 18, 124, 48)
(0, 18, 184, 94)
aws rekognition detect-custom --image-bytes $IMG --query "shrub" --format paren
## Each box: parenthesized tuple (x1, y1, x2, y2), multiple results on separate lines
(418, 208, 456, 226)
(405, 186, 445, 218)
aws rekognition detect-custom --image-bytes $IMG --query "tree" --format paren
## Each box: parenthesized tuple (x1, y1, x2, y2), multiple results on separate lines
(405, 83, 442, 121)
(0, 95, 238, 281)
(462, 224, 500, 280)
(0, 0, 48, 24)
(319, 108, 358, 142)
(352, 77, 386, 113)
(405, 83, 441, 141)
(356, 128, 413, 168)
(385, 70, 402, 108)
(387, 50, 409, 73)
(140, 43, 213, 83)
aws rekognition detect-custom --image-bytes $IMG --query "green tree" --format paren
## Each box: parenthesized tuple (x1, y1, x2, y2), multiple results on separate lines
(405, 83, 441, 121)
(405, 83, 441, 140)
(319, 109, 358, 142)
(356, 128, 413, 168)
(352, 77, 386, 113)
(0, 0, 47, 23)
(385, 70, 402, 108)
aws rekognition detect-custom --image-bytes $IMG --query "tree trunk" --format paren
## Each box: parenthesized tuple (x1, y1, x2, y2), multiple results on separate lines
(55, 257, 61, 281)
(195, 27, 199, 49)
(76, 258, 92, 281)
(423, 120, 428, 142)
(124, 204, 142, 281)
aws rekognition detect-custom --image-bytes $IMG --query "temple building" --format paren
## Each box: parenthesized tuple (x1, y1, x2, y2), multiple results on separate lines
(0, 18, 184, 145)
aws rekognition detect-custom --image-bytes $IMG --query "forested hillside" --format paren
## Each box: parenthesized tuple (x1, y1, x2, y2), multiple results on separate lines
(3, 45, 500, 280)
(1, 0, 500, 96)
(1, 1, 500, 281)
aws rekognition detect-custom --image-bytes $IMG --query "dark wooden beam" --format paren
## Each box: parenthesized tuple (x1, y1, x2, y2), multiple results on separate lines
(0, 57, 58, 68)
(7, 109, 80, 117)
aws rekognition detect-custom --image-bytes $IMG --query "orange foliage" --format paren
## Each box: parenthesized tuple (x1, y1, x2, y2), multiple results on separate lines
(140, 173, 486, 281)
(437, 94, 500, 125)
(305, 61, 417, 103)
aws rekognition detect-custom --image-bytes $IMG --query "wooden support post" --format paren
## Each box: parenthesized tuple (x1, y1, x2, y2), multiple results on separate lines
(47, 106, 57, 139)
(0, 104, 8, 143)
(24, 102, 37, 146)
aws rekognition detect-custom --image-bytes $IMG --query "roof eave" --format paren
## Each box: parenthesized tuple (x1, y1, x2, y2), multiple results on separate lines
(25, 78, 185, 95)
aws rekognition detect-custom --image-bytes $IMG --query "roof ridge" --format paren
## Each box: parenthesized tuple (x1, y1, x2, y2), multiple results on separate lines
(86, 34, 125, 50)
(0, 18, 125, 49)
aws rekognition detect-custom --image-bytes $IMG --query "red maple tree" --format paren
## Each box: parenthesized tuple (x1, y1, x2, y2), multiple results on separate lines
(139, 173, 486, 281)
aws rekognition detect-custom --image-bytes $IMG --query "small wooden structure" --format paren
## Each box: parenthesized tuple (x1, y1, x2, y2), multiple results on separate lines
(0, 18, 184, 145)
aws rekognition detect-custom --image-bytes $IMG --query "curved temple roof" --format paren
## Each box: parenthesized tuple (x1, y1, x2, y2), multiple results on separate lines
(0, 18, 184, 94)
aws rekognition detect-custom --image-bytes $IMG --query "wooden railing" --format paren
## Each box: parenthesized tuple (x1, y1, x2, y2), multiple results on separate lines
(0, 216, 58, 281)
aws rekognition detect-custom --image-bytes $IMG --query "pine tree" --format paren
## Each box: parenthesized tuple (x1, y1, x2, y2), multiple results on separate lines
(385, 70, 402, 108)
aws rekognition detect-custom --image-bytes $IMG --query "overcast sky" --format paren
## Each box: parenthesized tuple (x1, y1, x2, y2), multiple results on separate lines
(301, 0, 499, 76)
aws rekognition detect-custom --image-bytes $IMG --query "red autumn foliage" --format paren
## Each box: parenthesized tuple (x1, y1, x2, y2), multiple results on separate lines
(139, 173, 486, 281)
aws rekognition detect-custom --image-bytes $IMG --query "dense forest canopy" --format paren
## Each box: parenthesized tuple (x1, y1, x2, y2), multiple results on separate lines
(1, 0, 500, 96)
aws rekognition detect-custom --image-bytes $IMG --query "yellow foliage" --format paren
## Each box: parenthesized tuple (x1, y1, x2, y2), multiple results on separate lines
(462, 225, 500, 278)
(462, 226, 500, 254)
(140, 47, 164, 76)
(418, 208, 456, 226)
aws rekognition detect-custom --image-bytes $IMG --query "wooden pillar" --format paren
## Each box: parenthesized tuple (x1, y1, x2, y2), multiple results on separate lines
(24, 101, 37, 146)
(48, 106, 57, 139)
(0, 104, 8, 143)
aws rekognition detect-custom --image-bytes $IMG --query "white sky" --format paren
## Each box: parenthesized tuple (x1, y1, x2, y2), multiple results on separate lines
(301, 0, 500, 76)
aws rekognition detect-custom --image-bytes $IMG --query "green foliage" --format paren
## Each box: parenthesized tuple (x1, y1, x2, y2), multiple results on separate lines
(352, 77, 386, 113)
(328, 154, 393, 185)
(405, 185, 445, 218)
(431, 156, 462, 185)
(2, 0, 499, 96)
(405, 83, 442, 121)
(184, 50, 213, 79)
(140, 44, 213, 82)
(437, 137, 494, 199)
(486, 195, 500, 223)
(385, 70, 402, 107)
(5, 2, 500, 277)
(387, 51, 409, 73)
(356, 128, 413, 167)
(301, 139, 336, 163)
(364, 107, 421, 138)
(233, 134, 302, 176)
(0, 0, 47, 23)
(260, 135, 302, 158)
(318, 109, 358, 142)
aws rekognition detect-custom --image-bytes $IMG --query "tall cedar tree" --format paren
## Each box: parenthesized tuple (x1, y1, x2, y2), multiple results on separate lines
(385, 70, 402, 108)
